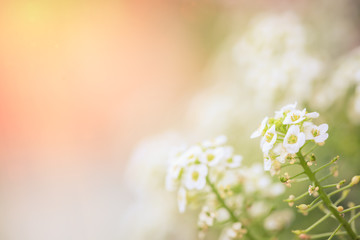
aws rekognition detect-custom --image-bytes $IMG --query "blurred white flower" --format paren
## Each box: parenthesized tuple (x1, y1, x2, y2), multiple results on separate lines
(220, 222, 247, 240)
(314, 46, 360, 110)
(198, 206, 216, 228)
(184, 164, 208, 190)
(225, 155, 243, 169)
(283, 125, 306, 154)
(264, 209, 294, 231)
(202, 147, 227, 167)
(177, 187, 187, 213)
(233, 13, 322, 105)
(248, 201, 270, 217)
(275, 102, 298, 118)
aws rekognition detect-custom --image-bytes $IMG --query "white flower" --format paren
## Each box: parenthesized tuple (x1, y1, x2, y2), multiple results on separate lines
(263, 154, 272, 171)
(198, 206, 216, 227)
(283, 125, 305, 154)
(251, 116, 268, 138)
(220, 222, 246, 240)
(306, 111, 319, 118)
(264, 210, 294, 231)
(184, 164, 208, 190)
(283, 108, 306, 124)
(180, 146, 203, 165)
(177, 187, 187, 213)
(225, 154, 243, 168)
(260, 125, 277, 154)
(274, 102, 297, 119)
(202, 147, 228, 166)
(272, 143, 287, 163)
(249, 201, 269, 217)
(303, 122, 329, 143)
(165, 161, 183, 191)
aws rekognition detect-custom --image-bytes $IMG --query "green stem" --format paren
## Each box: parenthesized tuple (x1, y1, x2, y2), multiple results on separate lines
(296, 152, 358, 239)
(328, 224, 343, 240)
(313, 156, 338, 174)
(304, 213, 331, 233)
(290, 171, 306, 179)
(206, 176, 256, 240)
(309, 231, 347, 239)
(341, 205, 360, 214)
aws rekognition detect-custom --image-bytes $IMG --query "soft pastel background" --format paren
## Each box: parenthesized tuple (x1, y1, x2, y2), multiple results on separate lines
(1, 0, 360, 239)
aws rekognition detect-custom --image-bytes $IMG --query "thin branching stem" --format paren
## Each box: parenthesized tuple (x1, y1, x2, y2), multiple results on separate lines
(296, 152, 358, 239)
(328, 224, 343, 240)
(342, 205, 360, 214)
(303, 212, 331, 233)
(313, 157, 338, 174)
(206, 176, 256, 240)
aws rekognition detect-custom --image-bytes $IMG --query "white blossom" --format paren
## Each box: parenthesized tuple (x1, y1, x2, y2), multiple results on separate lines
(225, 154, 243, 168)
(184, 164, 208, 190)
(261, 125, 277, 154)
(283, 125, 305, 154)
(303, 122, 329, 143)
(177, 187, 187, 213)
(251, 116, 268, 138)
(275, 102, 298, 118)
(283, 108, 306, 124)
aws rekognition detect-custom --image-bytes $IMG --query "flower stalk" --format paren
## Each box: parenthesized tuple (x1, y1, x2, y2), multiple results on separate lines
(297, 151, 358, 239)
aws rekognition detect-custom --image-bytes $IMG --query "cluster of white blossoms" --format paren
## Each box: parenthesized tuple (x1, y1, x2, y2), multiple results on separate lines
(233, 12, 322, 105)
(166, 136, 290, 239)
(251, 102, 329, 174)
(165, 135, 243, 212)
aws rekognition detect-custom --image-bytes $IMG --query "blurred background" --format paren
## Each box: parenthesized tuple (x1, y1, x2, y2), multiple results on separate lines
(1, 0, 360, 239)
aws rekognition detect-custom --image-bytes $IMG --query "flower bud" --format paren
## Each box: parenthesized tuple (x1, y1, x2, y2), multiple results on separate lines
(336, 179, 346, 189)
(296, 204, 309, 211)
(299, 233, 311, 239)
(351, 175, 360, 186)
(337, 206, 344, 212)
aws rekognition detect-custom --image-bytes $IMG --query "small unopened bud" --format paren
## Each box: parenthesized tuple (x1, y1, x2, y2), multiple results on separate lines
(287, 195, 295, 207)
(292, 230, 303, 235)
(297, 204, 309, 211)
(351, 175, 360, 186)
(307, 161, 313, 166)
(299, 233, 311, 239)
(331, 156, 339, 164)
(336, 179, 346, 189)
(280, 176, 288, 183)
(348, 202, 355, 208)
(337, 206, 344, 212)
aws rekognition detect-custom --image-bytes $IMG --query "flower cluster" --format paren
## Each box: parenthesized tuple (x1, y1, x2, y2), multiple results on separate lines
(251, 102, 329, 174)
(166, 135, 242, 212)
(166, 136, 288, 239)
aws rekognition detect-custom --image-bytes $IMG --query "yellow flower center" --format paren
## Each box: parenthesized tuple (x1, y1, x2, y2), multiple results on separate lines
(266, 132, 274, 143)
(311, 129, 320, 137)
(291, 114, 300, 122)
(288, 135, 298, 144)
(207, 154, 215, 162)
(192, 171, 199, 181)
